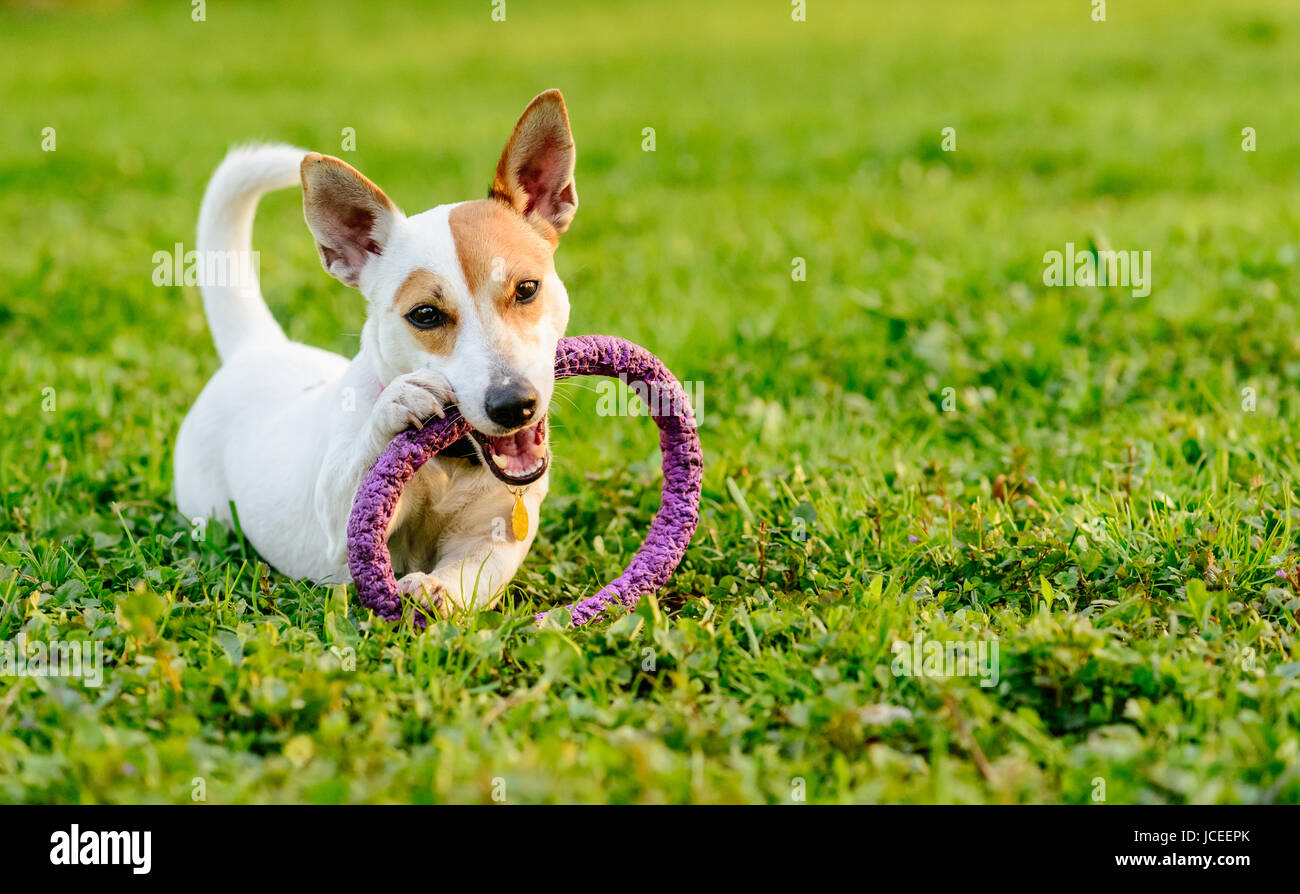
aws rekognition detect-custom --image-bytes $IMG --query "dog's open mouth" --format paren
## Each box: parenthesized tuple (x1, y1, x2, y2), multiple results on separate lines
(468, 418, 549, 486)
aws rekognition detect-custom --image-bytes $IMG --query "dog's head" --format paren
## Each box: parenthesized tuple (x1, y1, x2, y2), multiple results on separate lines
(300, 90, 578, 486)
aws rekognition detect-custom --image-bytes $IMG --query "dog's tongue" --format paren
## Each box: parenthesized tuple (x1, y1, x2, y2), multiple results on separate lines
(486, 422, 546, 477)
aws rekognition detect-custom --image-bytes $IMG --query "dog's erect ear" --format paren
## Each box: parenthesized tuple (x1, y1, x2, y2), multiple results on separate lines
(490, 89, 578, 237)
(301, 153, 398, 287)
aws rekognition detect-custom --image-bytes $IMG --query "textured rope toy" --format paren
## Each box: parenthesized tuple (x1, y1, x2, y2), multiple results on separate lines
(347, 335, 703, 627)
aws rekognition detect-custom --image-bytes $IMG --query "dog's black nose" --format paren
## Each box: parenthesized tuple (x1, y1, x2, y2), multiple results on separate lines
(484, 381, 538, 430)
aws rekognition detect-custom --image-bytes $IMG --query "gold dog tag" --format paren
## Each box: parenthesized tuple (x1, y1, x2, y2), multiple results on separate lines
(511, 489, 529, 541)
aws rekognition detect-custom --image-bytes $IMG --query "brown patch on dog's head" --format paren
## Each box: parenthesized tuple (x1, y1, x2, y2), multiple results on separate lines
(391, 268, 458, 355)
(448, 199, 554, 336)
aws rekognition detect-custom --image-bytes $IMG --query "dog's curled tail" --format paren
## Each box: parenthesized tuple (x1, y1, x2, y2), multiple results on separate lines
(196, 143, 307, 362)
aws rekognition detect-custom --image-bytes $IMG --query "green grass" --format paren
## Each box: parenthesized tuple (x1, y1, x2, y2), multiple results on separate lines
(2, 0, 1300, 803)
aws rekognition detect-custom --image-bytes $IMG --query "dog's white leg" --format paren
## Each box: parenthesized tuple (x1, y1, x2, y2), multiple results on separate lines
(397, 483, 545, 614)
(313, 365, 455, 570)
(404, 539, 531, 615)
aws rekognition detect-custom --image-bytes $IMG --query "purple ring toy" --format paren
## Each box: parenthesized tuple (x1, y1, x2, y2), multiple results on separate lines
(346, 335, 703, 627)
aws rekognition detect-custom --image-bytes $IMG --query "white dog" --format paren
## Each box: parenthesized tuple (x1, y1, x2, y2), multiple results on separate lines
(174, 90, 578, 615)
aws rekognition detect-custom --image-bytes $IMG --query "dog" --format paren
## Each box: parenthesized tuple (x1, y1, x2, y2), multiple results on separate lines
(173, 90, 578, 616)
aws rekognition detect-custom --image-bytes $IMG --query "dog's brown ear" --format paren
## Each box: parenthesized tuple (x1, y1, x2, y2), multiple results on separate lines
(490, 89, 578, 237)
(301, 153, 398, 287)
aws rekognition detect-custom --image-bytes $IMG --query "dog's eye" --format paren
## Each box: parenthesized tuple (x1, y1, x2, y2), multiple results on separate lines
(514, 280, 540, 304)
(405, 305, 448, 330)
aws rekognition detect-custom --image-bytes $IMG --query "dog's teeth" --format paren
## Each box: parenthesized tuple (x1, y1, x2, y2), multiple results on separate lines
(493, 454, 508, 469)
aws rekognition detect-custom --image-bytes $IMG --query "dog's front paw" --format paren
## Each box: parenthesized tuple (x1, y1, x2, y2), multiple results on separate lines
(396, 571, 451, 618)
(370, 370, 454, 443)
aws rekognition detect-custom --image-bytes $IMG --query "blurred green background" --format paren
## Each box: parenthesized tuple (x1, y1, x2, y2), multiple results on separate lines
(1, 0, 1298, 803)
